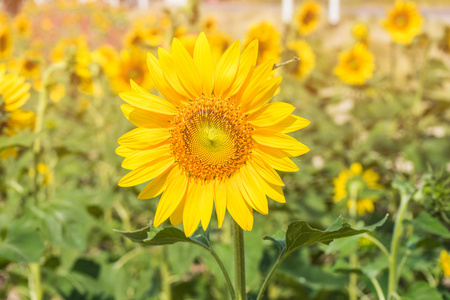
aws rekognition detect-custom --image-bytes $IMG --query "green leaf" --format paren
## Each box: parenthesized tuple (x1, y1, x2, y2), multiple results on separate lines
(265, 214, 388, 257)
(0, 132, 36, 151)
(0, 219, 45, 263)
(114, 221, 211, 250)
(411, 211, 450, 239)
(403, 282, 442, 300)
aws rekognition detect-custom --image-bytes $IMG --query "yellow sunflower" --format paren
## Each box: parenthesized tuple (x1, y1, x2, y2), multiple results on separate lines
(111, 49, 153, 93)
(201, 16, 218, 33)
(15, 51, 43, 79)
(333, 163, 381, 216)
(244, 22, 281, 66)
(295, 0, 322, 36)
(352, 22, 369, 45)
(334, 43, 375, 85)
(383, 1, 423, 45)
(92, 45, 120, 77)
(14, 14, 31, 38)
(117, 33, 310, 236)
(287, 40, 315, 81)
(441, 250, 450, 277)
(0, 64, 35, 138)
(0, 24, 12, 59)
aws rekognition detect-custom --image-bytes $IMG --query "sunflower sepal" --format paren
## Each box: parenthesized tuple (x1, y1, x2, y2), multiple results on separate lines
(114, 220, 211, 249)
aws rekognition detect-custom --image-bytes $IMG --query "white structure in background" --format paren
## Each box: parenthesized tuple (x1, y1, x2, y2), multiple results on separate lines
(109, 0, 120, 7)
(281, 0, 294, 24)
(328, 0, 340, 25)
(137, 0, 149, 9)
(164, 0, 188, 8)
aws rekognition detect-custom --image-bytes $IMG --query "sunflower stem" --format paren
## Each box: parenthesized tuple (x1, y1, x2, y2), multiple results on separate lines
(273, 57, 300, 70)
(28, 263, 42, 300)
(348, 188, 359, 300)
(33, 62, 66, 203)
(388, 193, 411, 300)
(232, 220, 246, 300)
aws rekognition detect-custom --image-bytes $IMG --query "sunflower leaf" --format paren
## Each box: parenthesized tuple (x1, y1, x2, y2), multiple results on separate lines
(0, 131, 36, 151)
(114, 222, 211, 250)
(264, 214, 388, 258)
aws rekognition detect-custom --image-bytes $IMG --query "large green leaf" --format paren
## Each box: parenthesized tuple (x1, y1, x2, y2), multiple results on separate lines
(411, 211, 450, 239)
(114, 221, 211, 250)
(265, 214, 388, 257)
(0, 132, 36, 151)
(403, 282, 442, 300)
(0, 219, 45, 263)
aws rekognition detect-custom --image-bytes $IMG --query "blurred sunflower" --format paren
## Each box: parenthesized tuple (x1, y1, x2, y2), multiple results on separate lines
(383, 1, 423, 45)
(438, 26, 450, 54)
(0, 64, 35, 139)
(0, 24, 12, 59)
(124, 27, 149, 49)
(208, 31, 232, 62)
(16, 51, 44, 80)
(14, 14, 31, 37)
(201, 16, 218, 33)
(117, 33, 310, 236)
(111, 49, 152, 93)
(352, 22, 369, 45)
(295, 0, 322, 36)
(244, 22, 280, 65)
(92, 45, 119, 77)
(334, 43, 375, 85)
(333, 163, 381, 216)
(441, 250, 450, 277)
(287, 40, 315, 81)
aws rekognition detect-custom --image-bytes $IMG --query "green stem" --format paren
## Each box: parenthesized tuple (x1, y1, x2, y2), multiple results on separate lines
(362, 233, 391, 263)
(28, 263, 42, 300)
(388, 194, 411, 300)
(256, 256, 284, 300)
(32, 62, 66, 203)
(233, 220, 246, 300)
(209, 248, 235, 300)
(369, 276, 386, 300)
(161, 248, 172, 300)
(348, 190, 359, 300)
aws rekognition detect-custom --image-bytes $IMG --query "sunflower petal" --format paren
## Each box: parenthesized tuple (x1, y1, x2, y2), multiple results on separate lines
(200, 181, 214, 230)
(170, 193, 186, 225)
(122, 144, 172, 170)
(121, 104, 172, 129)
(225, 176, 253, 231)
(146, 52, 186, 106)
(154, 168, 188, 226)
(252, 129, 310, 157)
(183, 181, 202, 236)
(247, 102, 295, 127)
(138, 165, 176, 199)
(254, 148, 299, 172)
(214, 181, 227, 228)
(118, 155, 174, 187)
(194, 32, 214, 96)
(118, 128, 170, 149)
(249, 155, 284, 186)
(214, 41, 240, 97)
(171, 38, 202, 98)
(119, 91, 177, 115)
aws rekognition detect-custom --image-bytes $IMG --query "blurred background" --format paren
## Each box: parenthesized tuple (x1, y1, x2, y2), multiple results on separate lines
(0, 0, 449, 299)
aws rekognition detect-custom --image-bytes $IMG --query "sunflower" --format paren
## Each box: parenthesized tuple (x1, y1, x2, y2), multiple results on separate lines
(287, 40, 315, 81)
(201, 16, 218, 33)
(0, 64, 35, 138)
(0, 24, 12, 59)
(352, 22, 369, 45)
(333, 163, 381, 216)
(295, 0, 322, 36)
(15, 51, 43, 79)
(14, 14, 31, 37)
(441, 250, 450, 277)
(111, 49, 153, 93)
(244, 22, 281, 65)
(383, 1, 423, 45)
(334, 43, 375, 85)
(92, 45, 120, 77)
(117, 33, 310, 236)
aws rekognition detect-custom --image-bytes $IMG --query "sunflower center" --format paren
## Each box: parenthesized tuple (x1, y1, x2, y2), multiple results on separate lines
(347, 56, 360, 70)
(394, 13, 409, 28)
(302, 10, 316, 26)
(170, 96, 253, 182)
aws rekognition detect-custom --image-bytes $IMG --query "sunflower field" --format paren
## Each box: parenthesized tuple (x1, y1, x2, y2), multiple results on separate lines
(0, 0, 449, 299)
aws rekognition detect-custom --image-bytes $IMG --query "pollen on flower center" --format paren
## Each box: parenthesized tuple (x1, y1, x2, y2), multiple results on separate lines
(170, 96, 253, 182)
